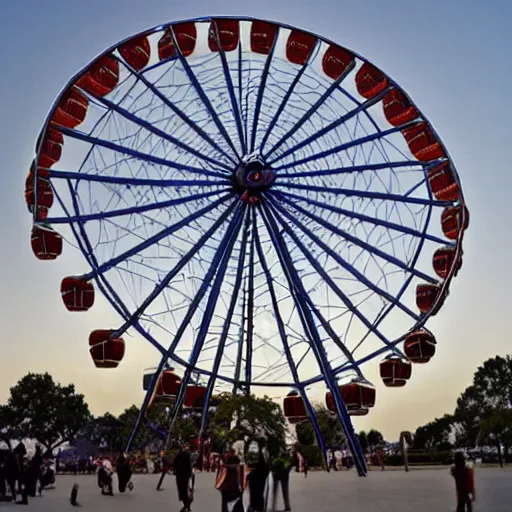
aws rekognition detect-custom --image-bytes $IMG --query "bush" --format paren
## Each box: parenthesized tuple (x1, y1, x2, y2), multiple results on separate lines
(383, 450, 454, 466)
(300, 445, 324, 468)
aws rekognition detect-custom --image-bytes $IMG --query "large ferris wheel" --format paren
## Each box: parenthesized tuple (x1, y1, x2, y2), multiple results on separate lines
(25, 16, 468, 476)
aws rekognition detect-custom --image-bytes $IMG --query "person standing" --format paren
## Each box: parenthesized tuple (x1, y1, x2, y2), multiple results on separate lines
(271, 453, 293, 512)
(451, 452, 475, 512)
(173, 443, 194, 512)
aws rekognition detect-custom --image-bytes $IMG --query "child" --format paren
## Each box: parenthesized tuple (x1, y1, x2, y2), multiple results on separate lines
(450, 452, 475, 512)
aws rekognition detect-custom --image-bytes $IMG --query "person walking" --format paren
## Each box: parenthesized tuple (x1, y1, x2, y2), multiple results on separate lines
(116, 453, 134, 493)
(216, 448, 244, 512)
(174, 443, 194, 512)
(247, 453, 269, 512)
(451, 452, 475, 512)
(156, 450, 170, 491)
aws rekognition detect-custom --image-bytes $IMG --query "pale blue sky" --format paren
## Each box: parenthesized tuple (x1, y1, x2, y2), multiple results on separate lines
(0, 0, 510, 440)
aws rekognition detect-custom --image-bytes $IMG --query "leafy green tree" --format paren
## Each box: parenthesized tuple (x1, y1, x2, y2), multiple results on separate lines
(358, 431, 369, 454)
(454, 356, 512, 450)
(85, 412, 125, 452)
(7, 373, 91, 450)
(367, 429, 384, 452)
(209, 393, 286, 457)
(478, 409, 512, 467)
(295, 406, 345, 450)
(413, 415, 453, 451)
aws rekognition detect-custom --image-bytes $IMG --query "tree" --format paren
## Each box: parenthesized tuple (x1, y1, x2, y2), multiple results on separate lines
(295, 406, 345, 450)
(210, 393, 286, 457)
(7, 373, 91, 451)
(367, 429, 384, 454)
(358, 431, 369, 454)
(413, 415, 453, 451)
(0, 404, 19, 449)
(85, 413, 125, 452)
(478, 409, 512, 468)
(454, 356, 512, 450)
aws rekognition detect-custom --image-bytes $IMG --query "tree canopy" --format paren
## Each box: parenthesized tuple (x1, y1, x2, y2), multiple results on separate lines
(209, 392, 286, 457)
(6, 372, 91, 450)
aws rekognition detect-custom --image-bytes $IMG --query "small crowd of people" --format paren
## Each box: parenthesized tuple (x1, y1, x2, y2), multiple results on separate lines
(0, 444, 55, 505)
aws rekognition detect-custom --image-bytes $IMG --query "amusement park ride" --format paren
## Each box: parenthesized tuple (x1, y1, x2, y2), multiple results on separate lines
(25, 16, 468, 477)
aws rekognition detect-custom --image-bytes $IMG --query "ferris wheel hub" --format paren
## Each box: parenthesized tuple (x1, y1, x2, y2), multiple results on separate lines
(234, 155, 275, 204)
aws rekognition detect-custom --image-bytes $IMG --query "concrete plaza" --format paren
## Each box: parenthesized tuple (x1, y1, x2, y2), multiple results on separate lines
(0, 467, 511, 511)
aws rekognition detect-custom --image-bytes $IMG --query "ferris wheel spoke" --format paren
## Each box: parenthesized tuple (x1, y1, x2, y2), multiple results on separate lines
(267, 197, 421, 322)
(83, 193, 234, 280)
(48, 169, 227, 188)
(254, 209, 329, 459)
(259, 202, 368, 476)
(274, 182, 451, 208)
(249, 27, 281, 153)
(262, 199, 407, 355)
(210, 22, 247, 154)
(277, 159, 431, 178)
(79, 91, 233, 173)
(164, 205, 247, 427)
(263, 66, 366, 162)
(244, 209, 257, 389)
(170, 26, 242, 160)
(259, 40, 321, 153)
(268, 119, 418, 170)
(54, 125, 230, 180)
(46, 189, 230, 224)
(275, 190, 451, 246)
(272, 195, 438, 283)
(199, 208, 251, 435)
(115, 57, 238, 166)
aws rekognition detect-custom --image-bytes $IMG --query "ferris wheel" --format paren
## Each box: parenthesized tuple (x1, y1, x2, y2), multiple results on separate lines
(25, 16, 468, 476)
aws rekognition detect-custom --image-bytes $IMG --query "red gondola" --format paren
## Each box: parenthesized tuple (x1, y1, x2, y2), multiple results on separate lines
(184, 385, 207, 408)
(52, 88, 89, 129)
(433, 246, 461, 279)
(77, 55, 119, 97)
(61, 277, 95, 312)
(286, 30, 316, 66)
(427, 162, 460, 202)
(322, 45, 355, 81)
(89, 330, 125, 368)
(441, 206, 469, 240)
(326, 378, 376, 414)
(31, 225, 62, 260)
(154, 369, 182, 398)
(416, 283, 445, 314)
(250, 20, 278, 55)
(38, 128, 63, 169)
(25, 168, 53, 219)
(404, 330, 436, 363)
(402, 122, 445, 162)
(119, 35, 151, 71)
(158, 23, 197, 60)
(379, 356, 412, 387)
(355, 62, 388, 99)
(209, 19, 240, 52)
(382, 88, 418, 127)
(283, 390, 307, 424)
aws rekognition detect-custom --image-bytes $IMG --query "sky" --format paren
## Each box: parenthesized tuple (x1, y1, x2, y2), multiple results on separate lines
(0, 0, 510, 442)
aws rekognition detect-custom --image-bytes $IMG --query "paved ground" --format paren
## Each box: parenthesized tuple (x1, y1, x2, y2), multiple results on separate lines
(0, 467, 511, 511)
